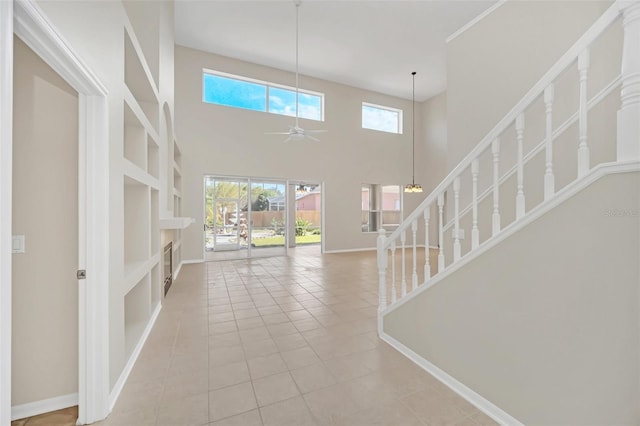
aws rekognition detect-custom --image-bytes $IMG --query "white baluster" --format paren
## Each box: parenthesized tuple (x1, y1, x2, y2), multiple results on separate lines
(578, 49, 590, 177)
(423, 207, 431, 283)
(437, 193, 445, 271)
(453, 177, 461, 261)
(411, 220, 418, 292)
(471, 159, 479, 250)
(390, 241, 397, 304)
(400, 230, 407, 297)
(515, 113, 526, 219)
(376, 229, 387, 312)
(617, 1, 640, 162)
(544, 84, 555, 200)
(492, 138, 501, 236)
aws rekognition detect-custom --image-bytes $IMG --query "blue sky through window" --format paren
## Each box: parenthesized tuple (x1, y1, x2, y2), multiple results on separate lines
(203, 71, 323, 121)
(362, 103, 402, 134)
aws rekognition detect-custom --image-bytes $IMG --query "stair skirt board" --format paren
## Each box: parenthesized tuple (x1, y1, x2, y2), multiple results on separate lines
(380, 331, 523, 426)
(11, 392, 78, 421)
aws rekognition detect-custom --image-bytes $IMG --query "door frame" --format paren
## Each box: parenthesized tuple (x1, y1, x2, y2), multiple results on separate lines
(0, 0, 110, 424)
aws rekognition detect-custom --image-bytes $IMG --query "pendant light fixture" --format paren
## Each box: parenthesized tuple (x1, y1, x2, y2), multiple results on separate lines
(405, 71, 423, 193)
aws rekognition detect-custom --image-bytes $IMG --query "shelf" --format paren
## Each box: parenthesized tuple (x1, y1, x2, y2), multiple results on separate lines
(124, 29, 159, 132)
(173, 187, 182, 198)
(123, 86, 159, 143)
(159, 217, 194, 230)
(150, 189, 159, 253)
(124, 184, 149, 266)
(123, 102, 146, 170)
(124, 274, 150, 359)
(147, 135, 159, 179)
(173, 161, 182, 177)
(123, 254, 160, 295)
(123, 159, 160, 189)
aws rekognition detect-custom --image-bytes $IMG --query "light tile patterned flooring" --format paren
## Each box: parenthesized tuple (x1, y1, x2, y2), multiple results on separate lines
(98, 247, 497, 426)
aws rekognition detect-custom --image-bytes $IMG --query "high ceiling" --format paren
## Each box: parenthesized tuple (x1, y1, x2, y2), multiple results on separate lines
(175, 1, 497, 102)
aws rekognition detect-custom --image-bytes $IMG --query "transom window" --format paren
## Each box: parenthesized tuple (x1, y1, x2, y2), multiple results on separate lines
(362, 184, 402, 232)
(203, 70, 324, 121)
(362, 102, 403, 134)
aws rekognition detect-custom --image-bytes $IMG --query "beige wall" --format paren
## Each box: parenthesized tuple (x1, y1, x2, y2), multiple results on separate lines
(12, 37, 79, 405)
(384, 171, 640, 424)
(446, 0, 613, 172)
(174, 46, 427, 257)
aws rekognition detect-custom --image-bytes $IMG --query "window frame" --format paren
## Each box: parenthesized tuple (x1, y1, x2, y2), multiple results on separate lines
(361, 102, 403, 134)
(202, 68, 325, 122)
(361, 184, 403, 233)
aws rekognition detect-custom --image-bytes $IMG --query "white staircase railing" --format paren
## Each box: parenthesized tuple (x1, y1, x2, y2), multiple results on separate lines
(377, 0, 640, 321)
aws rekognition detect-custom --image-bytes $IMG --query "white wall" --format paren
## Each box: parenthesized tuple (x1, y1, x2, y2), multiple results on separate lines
(384, 171, 640, 425)
(446, 0, 613, 172)
(12, 36, 79, 406)
(174, 46, 427, 257)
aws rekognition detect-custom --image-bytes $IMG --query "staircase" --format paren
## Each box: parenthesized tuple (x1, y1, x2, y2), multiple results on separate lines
(376, 2, 640, 424)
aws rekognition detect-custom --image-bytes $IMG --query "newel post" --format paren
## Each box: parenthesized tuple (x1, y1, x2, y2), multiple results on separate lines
(618, 1, 640, 162)
(376, 229, 388, 312)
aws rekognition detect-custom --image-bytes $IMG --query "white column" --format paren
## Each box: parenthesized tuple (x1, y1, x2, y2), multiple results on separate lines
(376, 229, 387, 311)
(492, 138, 501, 236)
(544, 84, 555, 200)
(578, 49, 591, 177)
(453, 177, 461, 261)
(390, 241, 397, 304)
(617, 1, 640, 162)
(411, 220, 418, 292)
(515, 113, 526, 219)
(437, 193, 445, 271)
(423, 207, 431, 282)
(400, 230, 407, 297)
(471, 159, 479, 249)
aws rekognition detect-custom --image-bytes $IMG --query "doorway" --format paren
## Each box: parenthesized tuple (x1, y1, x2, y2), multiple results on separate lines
(1, 2, 111, 424)
(11, 36, 79, 421)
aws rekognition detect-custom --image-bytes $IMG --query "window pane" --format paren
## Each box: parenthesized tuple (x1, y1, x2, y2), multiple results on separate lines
(203, 73, 266, 112)
(298, 92, 322, 121)
(381, 185, 401, 211)
(268, 87, 297, 117)
(362, 104, 401, 134)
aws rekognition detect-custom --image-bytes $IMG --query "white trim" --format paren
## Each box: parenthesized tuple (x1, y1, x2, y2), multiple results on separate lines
(379, 331, 523, 425)
(0, 2, 13, 425)
(173, 261, 183, 280)
(446, 1, 506, 43)
(323, 247, 376, 254)
(9, 1, 111, 424)
(11, 393, 79, 421)
(109, 303, 161, 411)
(381, 161, 640, 316)
(182, 259, 204, 264)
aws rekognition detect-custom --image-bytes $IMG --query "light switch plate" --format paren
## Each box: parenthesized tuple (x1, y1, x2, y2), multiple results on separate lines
(12, 235, 25, 253)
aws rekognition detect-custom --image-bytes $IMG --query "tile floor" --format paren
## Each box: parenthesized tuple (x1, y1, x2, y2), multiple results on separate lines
(98, 246, 497, 426)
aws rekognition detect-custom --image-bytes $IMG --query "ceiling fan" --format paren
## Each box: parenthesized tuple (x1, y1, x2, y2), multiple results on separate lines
(266, 0, 326, 142)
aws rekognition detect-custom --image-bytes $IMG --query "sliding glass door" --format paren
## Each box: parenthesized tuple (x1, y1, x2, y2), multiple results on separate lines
(204, 176, 287, 260)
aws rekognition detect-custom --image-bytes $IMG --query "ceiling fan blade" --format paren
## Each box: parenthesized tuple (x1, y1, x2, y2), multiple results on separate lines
(265, 131, 292, 135)
(304, 129, 328, 134)
(284, 136, 293, 143)
(305, 134, 320, 142)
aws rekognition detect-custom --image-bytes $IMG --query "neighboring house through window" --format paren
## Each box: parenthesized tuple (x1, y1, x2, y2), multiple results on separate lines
(362, 184, 402, 232)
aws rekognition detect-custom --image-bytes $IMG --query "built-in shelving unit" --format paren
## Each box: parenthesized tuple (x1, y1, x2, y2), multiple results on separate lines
(118, 22, 162, 383)
(172, 140, 183, 272)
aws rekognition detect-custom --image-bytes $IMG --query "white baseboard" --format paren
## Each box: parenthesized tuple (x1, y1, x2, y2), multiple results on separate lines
(108, 303, 161, 411)
(181, 259, 204, 264)
(379, 331, 523, 426)
(11, 392, 78, 421)
(323, 247, 376, 254)
(173, 261, 184, 280)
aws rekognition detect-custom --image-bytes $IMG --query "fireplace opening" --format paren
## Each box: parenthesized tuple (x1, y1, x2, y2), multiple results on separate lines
(164, 242, 172, 295)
